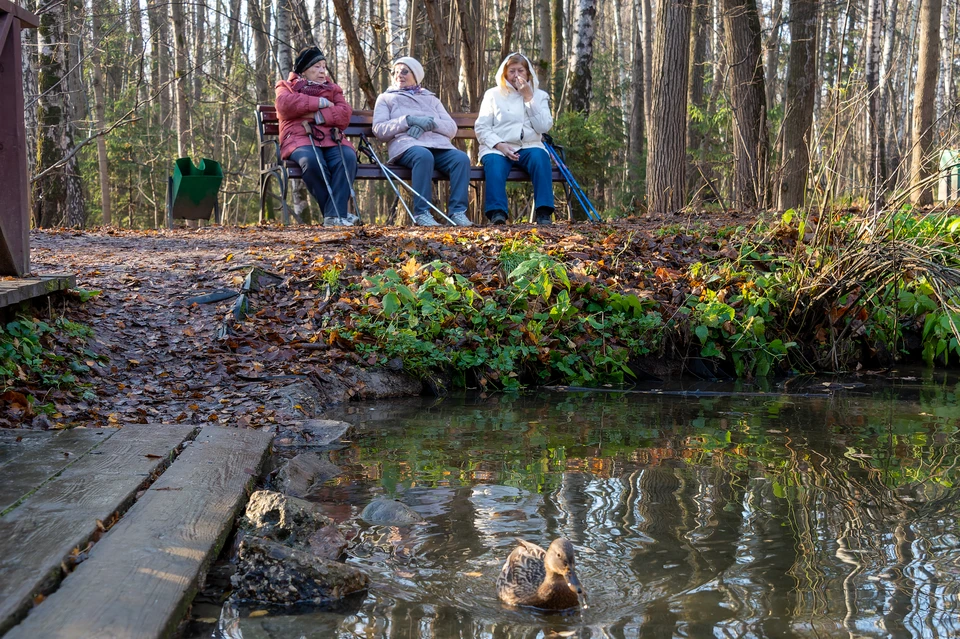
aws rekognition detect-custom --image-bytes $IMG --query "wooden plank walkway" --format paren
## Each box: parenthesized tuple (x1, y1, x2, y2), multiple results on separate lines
(0, 423, 197, 635)
(0, 275, 75, 309)
(4, 426, 273, 639)
(0, 428, 109, 513)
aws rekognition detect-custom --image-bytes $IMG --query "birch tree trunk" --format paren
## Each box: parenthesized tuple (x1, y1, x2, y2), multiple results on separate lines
(880, 0, 897, 189)
(148, 0, 171, 126)
(646, 0, 691, 215)
(193, 1, 204, 105)
(776, 0, 818, 211)
(276, 0, 293, 75)
(92, 5, 112, 226)
(613, 0, 629, 132)
(455, 0, 480, 110)
(910, 0, 942, 206)
(722, 0, 767, 209)
(566, 0, 597, 113)
(763, 0, 783, 114)
(34, 0, 86, 228)
(641, 0, 653, 136)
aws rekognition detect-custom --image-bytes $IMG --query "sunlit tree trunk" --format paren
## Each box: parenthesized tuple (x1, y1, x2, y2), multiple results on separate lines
(627, 0, 645, 188)
(34, 0, 86, 228)
(170, 0, 193, 158)
(92, 5, 112, 226)
(646, 0, 691, 215)
(722, 0, 767, 209)
(763, 0, 783, 114)
(776, 0, 818, 211)
(910, 0, 942, 206)
(386, 0, 401, 59)
(641, 0, 653, 136)
(686, 0, 708, 200)
(880, 0, 898, 188)
(566, 0, 596, 113)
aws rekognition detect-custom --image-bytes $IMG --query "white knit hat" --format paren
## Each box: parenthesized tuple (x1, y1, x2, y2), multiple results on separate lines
(394, 57, 424, 84)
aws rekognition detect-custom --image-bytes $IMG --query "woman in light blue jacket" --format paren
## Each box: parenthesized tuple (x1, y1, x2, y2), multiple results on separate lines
(475, 52, 555, 225)
(372, 57, 472, 226)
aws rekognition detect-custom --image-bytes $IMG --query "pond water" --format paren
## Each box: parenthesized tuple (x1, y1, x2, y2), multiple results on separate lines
(231, 372, 960, 638)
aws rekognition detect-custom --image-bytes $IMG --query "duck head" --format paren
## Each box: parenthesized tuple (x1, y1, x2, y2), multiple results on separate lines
(544, 538, 583, 596)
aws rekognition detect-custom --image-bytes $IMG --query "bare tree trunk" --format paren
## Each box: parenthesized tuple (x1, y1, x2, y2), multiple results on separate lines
(646, 0, 691, 215)
(722, 0, 767, 209)
(910, 0, 942, 206)
(899, 0, 921, 167)
(276, 0, 293, 75)
(501, 0, 518, 62)
(408, 1, 419, 54)
(776, 0, 818, 211)
(628, 0, 645, 188)
(565, 0, 597, 113)
(455, 0, 480, 110)
(249, 0, 271, 103)
(534, 0, 552, 91)
(423, 0, 463, 108)
(613, 0, 629, 132)
(332, 0, 377, 108)
(92, 4, 112, 226)
(551, 0, 565, 94)
(34, 0, 86, 228)
(764, 0, 783, 114)
(170, 0, 192, 158)
(148, 0, 172, 126)
(686, 0, 708, 200)
(864, 0, 883, 211)
(129, 0, 146, 105)
(880, 0, 897, 190)
(193, 1, 205, 105)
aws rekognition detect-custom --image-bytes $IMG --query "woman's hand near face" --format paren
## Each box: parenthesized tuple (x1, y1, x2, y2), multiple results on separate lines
(514, 76, 534, 101)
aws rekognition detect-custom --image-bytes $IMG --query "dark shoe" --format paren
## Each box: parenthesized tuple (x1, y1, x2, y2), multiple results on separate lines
(535, 206, 554, 225)
(489, 210, 508, 225)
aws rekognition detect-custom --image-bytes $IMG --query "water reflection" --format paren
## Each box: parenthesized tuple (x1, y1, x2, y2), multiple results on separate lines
(268, 373, 960, 637)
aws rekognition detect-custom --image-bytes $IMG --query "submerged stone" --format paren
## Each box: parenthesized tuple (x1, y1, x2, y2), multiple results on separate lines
(275, 452, 342, 497)
(231, 537, 369, 606)
(359, 498, 424, 525)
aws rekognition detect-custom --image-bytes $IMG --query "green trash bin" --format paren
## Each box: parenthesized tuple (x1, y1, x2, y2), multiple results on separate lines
(166, 158, 223, 227)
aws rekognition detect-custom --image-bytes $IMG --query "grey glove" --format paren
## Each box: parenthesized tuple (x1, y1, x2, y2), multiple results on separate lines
(407, 124, 425, 139)
(317, 97, 331, 109)
(314, 110, 326, 125)
(406, 115, 436, 131)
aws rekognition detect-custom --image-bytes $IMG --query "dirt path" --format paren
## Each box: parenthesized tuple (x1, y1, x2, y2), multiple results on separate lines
(19, 218, 749, 429)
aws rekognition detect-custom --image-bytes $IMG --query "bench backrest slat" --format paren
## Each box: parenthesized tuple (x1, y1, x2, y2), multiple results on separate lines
(257, 105, 478, 141)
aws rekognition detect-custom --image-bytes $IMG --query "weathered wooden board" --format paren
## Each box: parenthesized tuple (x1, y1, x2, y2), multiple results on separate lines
(0, 428, 111, 513)
(5, 426, 273, 639)
(0, 275, 75, 308)
(0, 423, 197, 635)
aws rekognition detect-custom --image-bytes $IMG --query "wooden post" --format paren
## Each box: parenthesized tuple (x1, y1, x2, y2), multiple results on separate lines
(0, 0, 38, 276)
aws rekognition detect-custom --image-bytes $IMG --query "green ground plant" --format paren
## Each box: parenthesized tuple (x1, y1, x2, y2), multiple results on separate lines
(0, 315, 100, 396)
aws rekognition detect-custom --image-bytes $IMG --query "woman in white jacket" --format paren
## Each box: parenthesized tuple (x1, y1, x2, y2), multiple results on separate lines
(475, 53, 555, 225)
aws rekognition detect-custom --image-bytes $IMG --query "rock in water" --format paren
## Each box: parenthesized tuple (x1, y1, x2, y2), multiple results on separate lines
(360, 498, 424, 525)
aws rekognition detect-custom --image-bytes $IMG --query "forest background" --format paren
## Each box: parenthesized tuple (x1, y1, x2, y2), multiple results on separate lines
(21, 0, 960, 228)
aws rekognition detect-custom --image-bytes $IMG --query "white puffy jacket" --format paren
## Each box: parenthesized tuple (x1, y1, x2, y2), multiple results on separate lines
(475, 53, 553, 160)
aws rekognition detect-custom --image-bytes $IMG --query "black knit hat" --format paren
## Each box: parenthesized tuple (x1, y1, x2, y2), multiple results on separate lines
(294, 47, 326, 75)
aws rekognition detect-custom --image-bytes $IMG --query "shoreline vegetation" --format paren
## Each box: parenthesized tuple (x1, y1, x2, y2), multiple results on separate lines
(2, 208, 960, 427)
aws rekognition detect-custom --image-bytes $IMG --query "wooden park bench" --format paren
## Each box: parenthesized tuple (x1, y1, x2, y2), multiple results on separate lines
(255, 106, 567, 224)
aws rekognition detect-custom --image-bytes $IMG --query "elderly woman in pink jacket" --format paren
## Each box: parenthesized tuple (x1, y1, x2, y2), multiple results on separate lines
(372, 57, 472, 226)
(275, 47, 357, 226)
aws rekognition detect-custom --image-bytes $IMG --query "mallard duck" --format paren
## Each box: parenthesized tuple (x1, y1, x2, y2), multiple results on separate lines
(496, 538, 584, 610)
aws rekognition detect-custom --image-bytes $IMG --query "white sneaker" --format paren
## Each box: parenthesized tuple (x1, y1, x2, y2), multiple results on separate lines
(324, 216, 354, 227)
(448, 211, 473, 226)
(413, 213, 440, 226)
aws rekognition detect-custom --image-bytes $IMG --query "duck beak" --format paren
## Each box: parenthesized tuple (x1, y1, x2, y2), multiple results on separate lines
(566, 570, 583, 595)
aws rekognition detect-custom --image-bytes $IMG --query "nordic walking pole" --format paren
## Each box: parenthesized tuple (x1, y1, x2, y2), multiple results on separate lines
(357, 136, 418, 224)
(331, 127, 361, 224)
(358, 134, 456, 225)
(302, 121, 343, 221)
(542, 136, 602, 222)
(544, 142, 601, 222)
